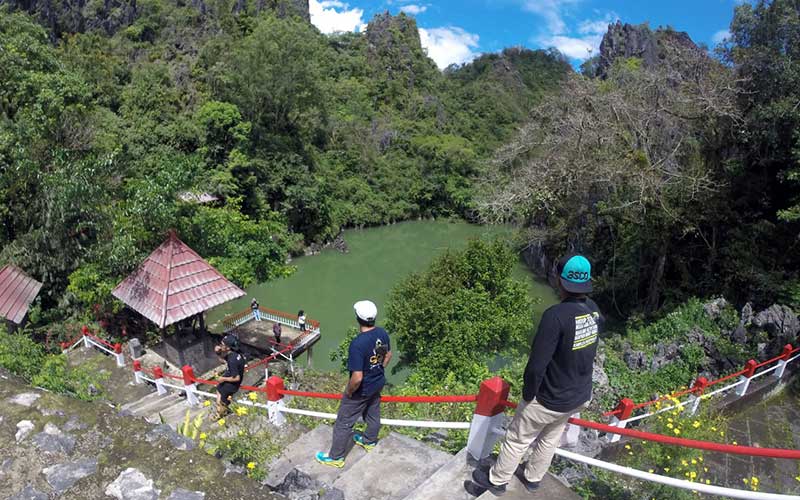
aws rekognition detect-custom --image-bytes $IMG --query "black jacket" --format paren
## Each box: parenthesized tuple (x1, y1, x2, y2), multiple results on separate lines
(522, 297, 603, 412)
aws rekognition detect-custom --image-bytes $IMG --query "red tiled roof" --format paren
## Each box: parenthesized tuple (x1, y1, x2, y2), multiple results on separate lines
(0, 265, 43, 325)
(112, 232, 245, 329)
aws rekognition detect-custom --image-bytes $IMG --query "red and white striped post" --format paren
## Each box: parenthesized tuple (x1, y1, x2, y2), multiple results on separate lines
(152, 366, 167, 396)
(688, 376, 708, 415)
(60, 342, 68, 354)
(735, 359, 758, 397)
(113, 342, 125, 367)
(81, 325, 91, 349)
(266, 376, 286, 426)
(774, 344, 793, 380)
(182, 365, 199, 406)
(608, 398, 634, 443)
(132, 360, 144, 384)
(466, 376, 510, 461)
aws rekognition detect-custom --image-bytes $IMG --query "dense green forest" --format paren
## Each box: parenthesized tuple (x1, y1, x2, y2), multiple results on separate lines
(1, 0, 798, 332)
(0, 2, 570, 328)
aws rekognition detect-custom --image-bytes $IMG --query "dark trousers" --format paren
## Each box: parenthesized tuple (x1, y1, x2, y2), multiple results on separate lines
(328, 391, 381, 459)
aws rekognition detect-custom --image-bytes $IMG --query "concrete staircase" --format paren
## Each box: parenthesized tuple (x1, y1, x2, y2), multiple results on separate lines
(68, 346, 579, 499)
(265, 424, 579, 500)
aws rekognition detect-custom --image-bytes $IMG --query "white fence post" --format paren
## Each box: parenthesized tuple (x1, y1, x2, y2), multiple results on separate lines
(467, 377, 510, 461)
(267, 376, 287, 427)
(735, 360, 757, 397)
(607, 398, 634, 443)
(182, 365, 199, 406)
(153, 367, 167, 396)
(133, 360, 144, 385)
(774, 345, 793, 380)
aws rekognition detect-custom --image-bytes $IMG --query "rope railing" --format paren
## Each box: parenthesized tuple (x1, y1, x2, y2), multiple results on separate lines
(126, 353, 800, 498)
(221, 307, 321, 333)
(603, 344, 799, 419)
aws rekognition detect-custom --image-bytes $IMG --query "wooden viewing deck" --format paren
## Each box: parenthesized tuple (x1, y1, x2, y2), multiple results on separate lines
(221, 307, 321, 367)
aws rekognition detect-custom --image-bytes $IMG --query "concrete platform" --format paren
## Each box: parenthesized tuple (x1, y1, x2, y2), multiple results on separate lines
(403, 448, 473, 500)
(333, 432, 452, 499)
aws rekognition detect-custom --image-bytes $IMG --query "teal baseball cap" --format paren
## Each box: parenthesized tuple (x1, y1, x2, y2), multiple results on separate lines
(557, 254, 592, 294)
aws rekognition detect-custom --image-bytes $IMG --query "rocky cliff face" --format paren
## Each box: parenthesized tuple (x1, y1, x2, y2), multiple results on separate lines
(0, 0, 310, 38)
(596, 21, 701, 78)
(0, 369, 279, 500)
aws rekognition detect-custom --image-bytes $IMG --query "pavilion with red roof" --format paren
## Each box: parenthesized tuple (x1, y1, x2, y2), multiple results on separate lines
(0, 264, 42, 331)
(112, 230, 245, 368)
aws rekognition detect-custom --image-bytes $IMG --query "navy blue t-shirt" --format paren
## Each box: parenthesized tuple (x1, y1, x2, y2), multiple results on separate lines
(348, 327, 391, 397)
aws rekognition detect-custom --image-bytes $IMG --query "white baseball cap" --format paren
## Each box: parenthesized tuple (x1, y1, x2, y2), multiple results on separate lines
(353, 300, 378, 322)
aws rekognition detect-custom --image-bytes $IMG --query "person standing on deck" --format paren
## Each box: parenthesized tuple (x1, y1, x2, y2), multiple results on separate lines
(316, 300, 392, 467)
(298, 310, 307, 333)
(272, 321, 282, 346)
(467, 254, 603, 496)
(212, 334, 246, 420)
(251, 298, 261, 321)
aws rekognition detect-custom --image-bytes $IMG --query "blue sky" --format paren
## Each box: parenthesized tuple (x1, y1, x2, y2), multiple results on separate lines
(308, 0, 742, 69)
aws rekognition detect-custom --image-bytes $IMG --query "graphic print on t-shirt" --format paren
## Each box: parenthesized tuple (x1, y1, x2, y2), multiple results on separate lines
(369, 339, 388, 368)
(573, 312, 599, 350)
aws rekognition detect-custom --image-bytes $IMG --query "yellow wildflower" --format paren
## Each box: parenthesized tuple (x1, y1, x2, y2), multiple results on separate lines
(692, 421, 701, 429)
(705, 480, 710, 485)
(235, 406, 248, 416)
(667, 418, 673, 423)
(218, 418, 226, 426)
(704, 467, 709, 472)
(648, 469, 654, 474)
(628, 451, 633, 456)
(752, 477, 759, 485)
(624, 444, 631, 450)
(698, 456, 703, 462)
(248, 392, 258, 401)
(203, 400, 211, 407)
(681, 460, 689, 467)
(664, 467, 670, 473)
(719, 431, 725, 437)
(711, 427, 717, 432)
(667, 455, 671, 460)
(743, 478, 749, 484)
(667, 423, 674, 429)
(199, 432, 207, 440)
(691, 459, 697, 465)
(238, 430, 244, 436)
(673, 428, 681, 435)
(732, 441, 738, 446)
(689, 472, 697, 479)
(247, 462, 256, 470)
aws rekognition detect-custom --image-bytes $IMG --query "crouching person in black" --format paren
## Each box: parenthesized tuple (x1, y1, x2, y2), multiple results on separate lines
(212, 334, 245, 420)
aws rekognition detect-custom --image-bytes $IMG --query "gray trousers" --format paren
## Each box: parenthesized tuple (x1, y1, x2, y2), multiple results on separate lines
(328, 390, 382, 459)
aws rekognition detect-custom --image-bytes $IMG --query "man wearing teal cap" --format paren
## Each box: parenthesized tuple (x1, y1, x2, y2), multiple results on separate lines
(468, 254, 603, 496)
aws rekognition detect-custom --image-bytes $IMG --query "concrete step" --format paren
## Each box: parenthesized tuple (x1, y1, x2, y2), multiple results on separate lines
(121, 391, 165, 412)
(332, 432, 452, 500)
(402, 448, 473, 500)
(150, 400, 208, 428)
(264, 424, 367, 490)
(475, 469, 579, 500)
(130, 394, 183, 417)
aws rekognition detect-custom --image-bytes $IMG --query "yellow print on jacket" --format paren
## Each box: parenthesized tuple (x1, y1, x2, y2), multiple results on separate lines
(573, 312, 599, 350)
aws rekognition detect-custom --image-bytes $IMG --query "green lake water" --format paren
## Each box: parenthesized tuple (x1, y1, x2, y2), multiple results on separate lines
(208, 220, 557, 382)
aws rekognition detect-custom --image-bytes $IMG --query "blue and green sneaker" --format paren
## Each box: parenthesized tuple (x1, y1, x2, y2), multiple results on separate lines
(353, 433, 376, 451)
(315, 452, 344, 468)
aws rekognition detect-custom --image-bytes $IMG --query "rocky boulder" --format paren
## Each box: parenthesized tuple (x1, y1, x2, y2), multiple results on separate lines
(753, 305, 800, 347)
(596, 21, 701, 78)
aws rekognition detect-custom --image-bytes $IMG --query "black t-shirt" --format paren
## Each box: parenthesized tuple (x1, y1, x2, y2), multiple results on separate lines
(220, 351, 245, 392)
(522, 297, 603, 412)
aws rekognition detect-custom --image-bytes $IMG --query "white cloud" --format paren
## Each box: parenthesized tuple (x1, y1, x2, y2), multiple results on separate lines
(419, 27, 480, 69)
(526, 3, 617, 62)
(400, 4, 428, 15)
(712, 29, 731, 45)
(522, 0, 582, 35)
(309, 0, 365, 34)
(540, 35, 598, 59)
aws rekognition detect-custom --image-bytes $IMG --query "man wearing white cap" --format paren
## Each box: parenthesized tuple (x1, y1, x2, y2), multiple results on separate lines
(316, 300, 392, 467)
